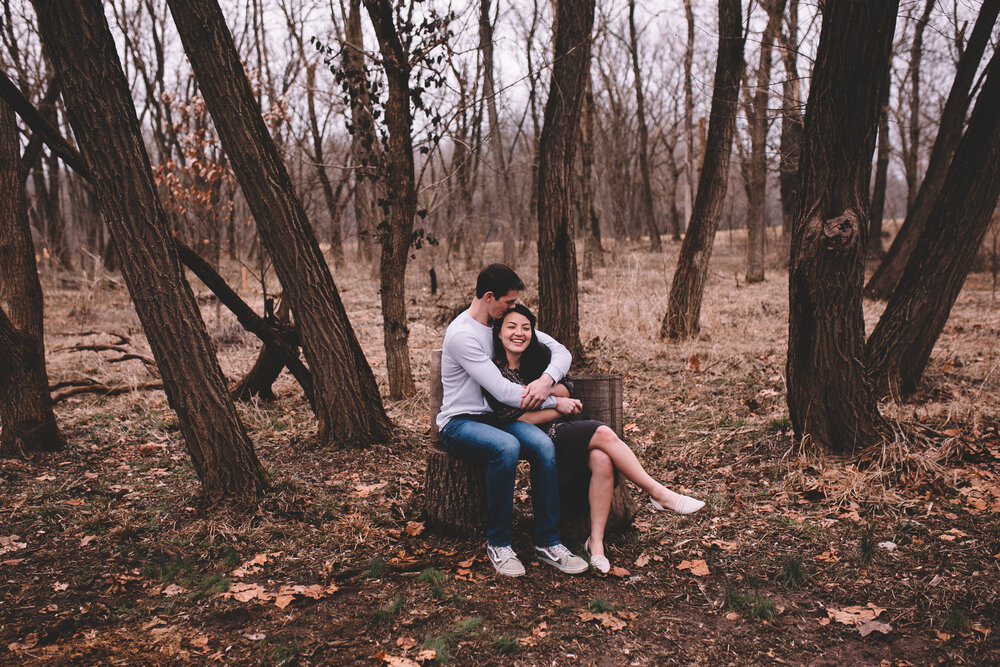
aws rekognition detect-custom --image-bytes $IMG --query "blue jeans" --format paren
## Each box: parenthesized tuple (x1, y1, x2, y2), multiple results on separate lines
(440, 417, 561, 549)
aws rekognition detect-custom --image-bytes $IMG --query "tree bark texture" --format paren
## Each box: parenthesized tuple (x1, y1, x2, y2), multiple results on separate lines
(581, 75, 603, 279)
(536, 0, 596, 358)
(745, 0, 786, 283)
(661, 0, 744, 340)
(32, 0, 268, 496)
(865, 48, 1000, 396)
(628, 0, 660, 252)
(777, 0, 803, 245)
(786, 0, 898, 454)
(868, 79, 891, 260)
(363, 0, 419, 400)
(902, 0, 936, 214)
(166, 0, 393, 444)
(345, 0, 379, 264)
(305, 62, 344, 263)
(864, 0, 1000, 299)
(0, 100, 64, 457)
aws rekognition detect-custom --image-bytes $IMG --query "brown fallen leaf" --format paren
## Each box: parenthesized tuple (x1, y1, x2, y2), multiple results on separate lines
(688, 354, 702, 372)
(935, 630, 952, 641)
(53, 582, 69, 591)
(609, 565, 631, 578)
(857, 620, 893, 637)
(676, 559, 710, 576)
(533, 621, 548, 638)
(635, 553, 650, 568)
(578, 611, 627, 631)
(405, 521, 425, 537)
(80, 535, 97, 547)
(377, 652, 419, 667)
(827, 603, 886, 626)
(396, 637, 417, 650)
(456, 558, 475, 568)
(725, 612, 740, 621)
(7, 632, 38, 652)
(818, 618, 831, 626)
(415, 649, 437, 662)
(162, 583, 187, 597)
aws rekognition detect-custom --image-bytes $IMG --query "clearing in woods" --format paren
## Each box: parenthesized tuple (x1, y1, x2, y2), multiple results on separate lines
(2, 236, 999, 665)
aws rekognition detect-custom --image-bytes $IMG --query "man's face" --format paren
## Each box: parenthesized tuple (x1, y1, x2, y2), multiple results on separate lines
(486, 289, 519, 320)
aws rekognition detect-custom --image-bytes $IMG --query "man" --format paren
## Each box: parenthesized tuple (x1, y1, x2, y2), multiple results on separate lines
(437, 264, 587, 577)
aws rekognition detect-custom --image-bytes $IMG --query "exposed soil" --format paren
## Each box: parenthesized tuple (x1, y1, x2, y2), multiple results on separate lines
(2, 240, 999, 665)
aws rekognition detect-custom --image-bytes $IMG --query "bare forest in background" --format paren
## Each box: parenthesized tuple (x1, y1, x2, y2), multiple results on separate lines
(2, 0, 1000, 663)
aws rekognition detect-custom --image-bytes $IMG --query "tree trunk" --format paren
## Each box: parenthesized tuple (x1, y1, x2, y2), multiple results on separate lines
(628, 0, 661, 252)
(786, 0, 897, 454)
(231, 296, 302, 402)
(777, 0, 802, 248)
(345, 0, 379, 264)
(0, 100, 64, 457)
(166, 0, 393, 444)
(902, 0, 936, 215)
(660, 0, 744, 340)
(305, 63, 343, 264)
(32, 0, 268, 496)
(866, 47, 1000, 396)
(363, 0, 417, 399)
(745, 0, 785, 283)
(581, 75, 603, 279)
(683, 0, 697, 221)
(537, 0, 596, 358)
(868, 78, 891, 260)
(864, 0, 1000, 299)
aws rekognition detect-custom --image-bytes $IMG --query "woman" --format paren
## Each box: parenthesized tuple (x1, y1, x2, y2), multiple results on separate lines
(485, 304, 705, 575)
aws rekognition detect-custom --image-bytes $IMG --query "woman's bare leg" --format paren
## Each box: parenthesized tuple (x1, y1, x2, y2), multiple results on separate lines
(587, 449, 614, 558)
(588, 425, 689, 511)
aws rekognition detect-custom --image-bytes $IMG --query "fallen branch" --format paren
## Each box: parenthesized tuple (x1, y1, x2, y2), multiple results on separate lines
(51, 382, 163, 403)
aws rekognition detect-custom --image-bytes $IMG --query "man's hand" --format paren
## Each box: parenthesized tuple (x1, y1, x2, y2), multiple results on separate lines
(554, 397, 582, 415)
(521, 373, 555, 410)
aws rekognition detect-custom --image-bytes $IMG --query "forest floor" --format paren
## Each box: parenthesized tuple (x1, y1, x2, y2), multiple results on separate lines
(2, 236, 999, 666)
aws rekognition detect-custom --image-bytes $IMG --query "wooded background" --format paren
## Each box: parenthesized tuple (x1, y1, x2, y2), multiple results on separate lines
(2, 0, 1000, 499)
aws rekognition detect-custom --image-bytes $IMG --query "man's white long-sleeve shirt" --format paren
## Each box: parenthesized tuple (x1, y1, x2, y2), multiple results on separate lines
(436, 310, 571, 430)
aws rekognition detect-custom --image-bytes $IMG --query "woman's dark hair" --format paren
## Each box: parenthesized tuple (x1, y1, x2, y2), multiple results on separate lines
(492, 304, 550, 381)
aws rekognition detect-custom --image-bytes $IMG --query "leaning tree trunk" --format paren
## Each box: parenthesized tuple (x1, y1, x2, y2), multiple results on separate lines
(0, 100, 64, 457)
(31, 0, 268, 496)
(305, 63, 344, 264)
(536, 0, 596, 358)
(581, 75, 604, 279)
(786, 0, 898, 454)
(660, 0, 744, 340)
(864, 0, 1000, 299)
(628, 0, 661, 252)
(363, 0, 417, 399)
(865, 47, 1000, 396)
(166, 0, 393, 444)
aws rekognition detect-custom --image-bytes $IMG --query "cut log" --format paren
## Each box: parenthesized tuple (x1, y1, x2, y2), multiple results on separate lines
(424, 350, 638, 539)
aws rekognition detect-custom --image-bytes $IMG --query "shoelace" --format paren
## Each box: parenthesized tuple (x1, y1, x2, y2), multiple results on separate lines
(492, 546, 517, 562)
(545, 544, 572, 559)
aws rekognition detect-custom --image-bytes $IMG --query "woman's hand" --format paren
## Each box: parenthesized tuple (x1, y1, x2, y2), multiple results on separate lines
(554, 396, 582, 415)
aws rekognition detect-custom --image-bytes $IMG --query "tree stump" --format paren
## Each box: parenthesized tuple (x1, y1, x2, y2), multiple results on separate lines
(425, 351, 639, 539)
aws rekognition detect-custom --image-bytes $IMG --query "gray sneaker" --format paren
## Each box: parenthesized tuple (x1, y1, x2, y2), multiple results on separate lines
(535, 543, 588, 574)
(487, 544, 526, 577)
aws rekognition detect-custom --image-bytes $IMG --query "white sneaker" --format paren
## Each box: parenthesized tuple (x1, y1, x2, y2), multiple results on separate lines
(535, 543, 588, 574)
(584, 537, 611, 576)
(487, 544, 525, 577)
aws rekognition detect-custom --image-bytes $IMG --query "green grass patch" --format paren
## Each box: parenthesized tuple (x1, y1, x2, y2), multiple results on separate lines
(364, 558, 388, 578)
(372, 597, 404, 624)
(268, 641, 299, 666)
(191, 573, 229, 600)
(939, 609, 971, 633)
(774, 556, 806, 588)
(765, 417, 792, 432)
(722, 589, 776, 619)
(588, 599, 616, 613)
(454, 616, 483, 634)
(719, 416, 746, 429)
(492, 635, 519, 656)
(418, 567, 447, 586)
(422, 634, 454, 663)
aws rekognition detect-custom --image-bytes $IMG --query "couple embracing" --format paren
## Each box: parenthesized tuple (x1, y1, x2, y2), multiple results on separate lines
(437, 264, 704, 577)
